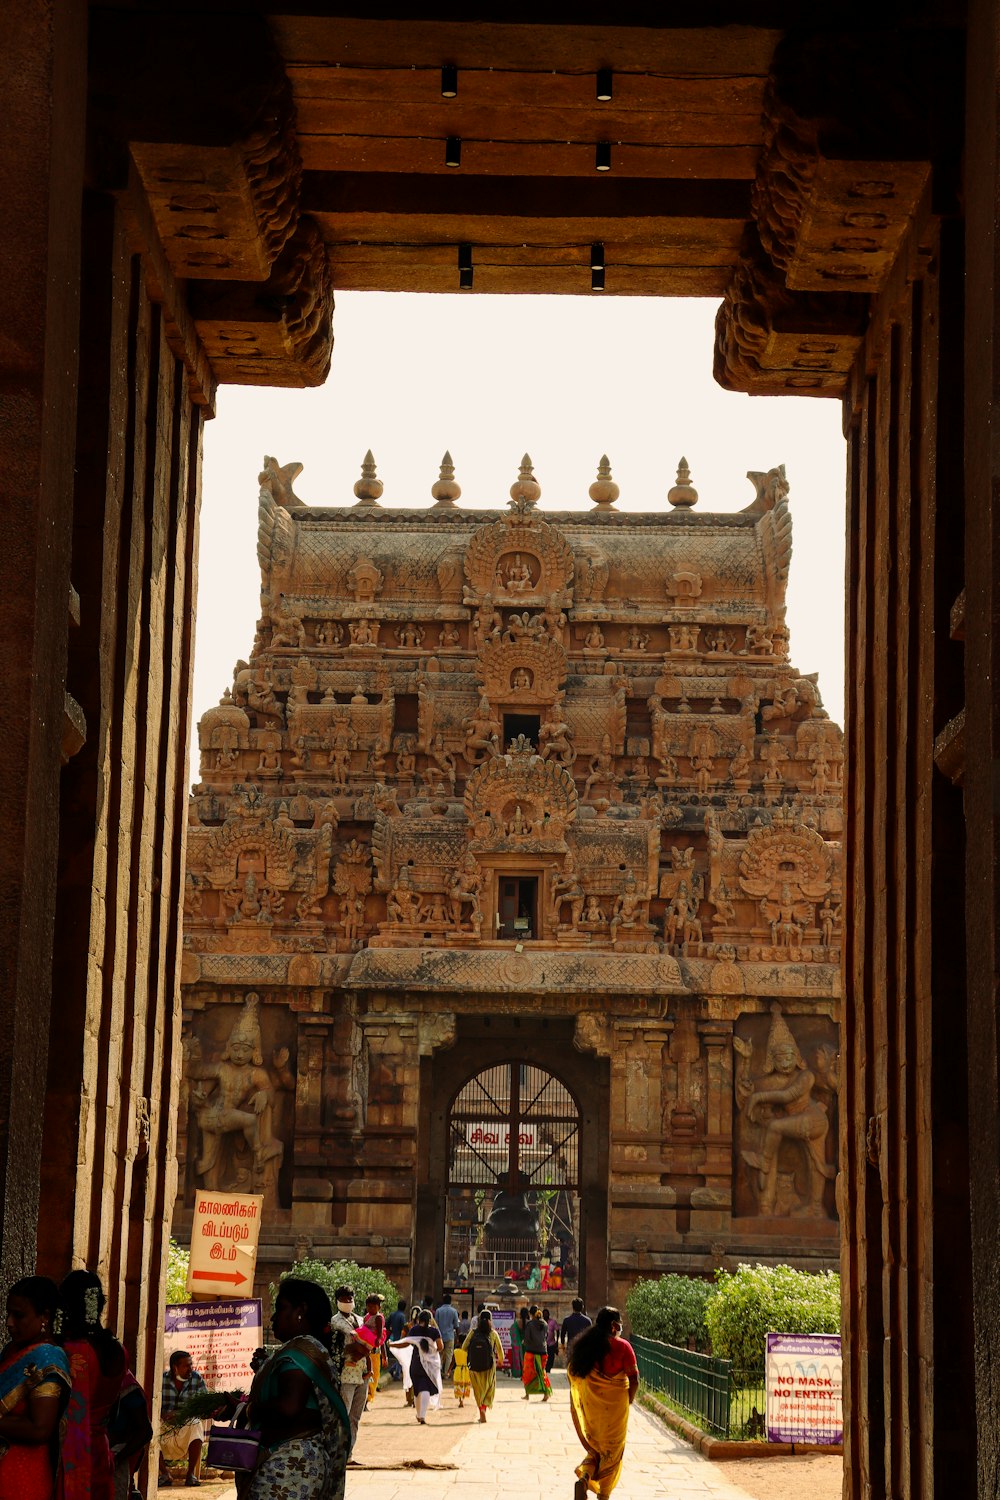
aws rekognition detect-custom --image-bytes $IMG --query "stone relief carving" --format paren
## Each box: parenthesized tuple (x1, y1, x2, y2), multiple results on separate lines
(184, 993, 294, 1210)
(733, 1004, 838, 1220)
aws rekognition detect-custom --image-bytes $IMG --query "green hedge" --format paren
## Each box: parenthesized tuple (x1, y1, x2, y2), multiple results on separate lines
(625, 1274, 716, 1351)
(274, 1258, 399, 1312)
(704, 1263, 841, 1378)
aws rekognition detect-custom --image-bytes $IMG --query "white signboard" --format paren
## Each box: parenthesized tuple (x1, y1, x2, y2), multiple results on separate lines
(187, 1190, 263, 1296)
(164, 1300, 263, 1390)
(765, 1332, 843, 1445)
(490, 1308, 516, 1367)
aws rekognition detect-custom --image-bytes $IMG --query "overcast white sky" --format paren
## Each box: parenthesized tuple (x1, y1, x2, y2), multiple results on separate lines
(194, 293, 846, 774)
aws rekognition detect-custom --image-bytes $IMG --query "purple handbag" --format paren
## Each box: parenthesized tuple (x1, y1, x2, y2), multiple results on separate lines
(205, 1404, 261, 1473)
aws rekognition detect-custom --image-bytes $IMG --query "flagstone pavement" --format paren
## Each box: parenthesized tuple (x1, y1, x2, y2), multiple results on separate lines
(339, 1369, 842, 1500)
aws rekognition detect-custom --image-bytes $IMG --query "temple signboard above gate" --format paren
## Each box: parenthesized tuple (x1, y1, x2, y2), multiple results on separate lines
(178, 452, 842, 1306)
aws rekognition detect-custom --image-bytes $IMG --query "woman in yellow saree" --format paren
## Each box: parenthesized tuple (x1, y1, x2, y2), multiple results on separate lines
(566, 1307, 638, 1500)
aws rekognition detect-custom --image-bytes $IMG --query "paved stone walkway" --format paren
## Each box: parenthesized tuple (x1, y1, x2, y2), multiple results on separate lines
(345, 1369, 759, 1500)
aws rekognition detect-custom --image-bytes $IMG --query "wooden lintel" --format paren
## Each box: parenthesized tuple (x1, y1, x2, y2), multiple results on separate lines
(271, 16, 782, 75)
(302, 171, 750, 220)
(299, 137, 759, 180)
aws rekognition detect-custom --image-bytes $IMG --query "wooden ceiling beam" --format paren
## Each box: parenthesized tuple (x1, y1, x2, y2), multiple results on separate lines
(302, 171, 749, 221)
(298, 138, 758, 179)
(295, 99, 761, 146)
(325, 234, 742, 265)
(270, 17, 782, 75)
(325, 261, 731, 296)
(287, 64, 767, 117)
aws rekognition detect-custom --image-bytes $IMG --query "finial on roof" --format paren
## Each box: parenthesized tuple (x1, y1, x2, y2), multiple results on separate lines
(667, 456, 698, 508)
(353, 449, 383, 505)
(509, 453, 541, 508)
(589, 454, 620, 510)
(431, 450, 462, 507)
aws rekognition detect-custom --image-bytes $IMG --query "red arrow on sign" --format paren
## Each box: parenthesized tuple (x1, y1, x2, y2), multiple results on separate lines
(192, 1270, 247, 1286)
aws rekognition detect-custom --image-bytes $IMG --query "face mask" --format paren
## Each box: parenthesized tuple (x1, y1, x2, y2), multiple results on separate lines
(337, 1301, 353, 1314)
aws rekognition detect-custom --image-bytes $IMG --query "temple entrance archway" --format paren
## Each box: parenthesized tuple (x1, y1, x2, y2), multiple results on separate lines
(445, 1061, 580, 1295)
(416, 1016, 610, 1309)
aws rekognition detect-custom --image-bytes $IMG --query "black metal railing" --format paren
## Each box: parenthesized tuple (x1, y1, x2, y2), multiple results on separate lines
(632, 1335, 733, 1438)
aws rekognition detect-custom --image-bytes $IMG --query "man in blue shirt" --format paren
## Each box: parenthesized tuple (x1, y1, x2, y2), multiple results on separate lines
(560, 1298, 593, 1353)
(434, 1293, 460, 1379)
(386, 1298, 407, 1380)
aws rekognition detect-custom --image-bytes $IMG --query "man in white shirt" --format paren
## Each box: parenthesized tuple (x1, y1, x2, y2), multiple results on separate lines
(329, 1285, 370, 1448)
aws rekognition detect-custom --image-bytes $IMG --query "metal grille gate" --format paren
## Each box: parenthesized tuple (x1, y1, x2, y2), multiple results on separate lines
(444, 1062, 580, 1289)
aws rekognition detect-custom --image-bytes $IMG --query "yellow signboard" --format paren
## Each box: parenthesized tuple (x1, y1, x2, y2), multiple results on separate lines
(187, 1190, 264, 1297)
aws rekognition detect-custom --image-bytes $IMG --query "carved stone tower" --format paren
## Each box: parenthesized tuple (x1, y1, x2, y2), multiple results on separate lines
(178, 453, 842, 1306)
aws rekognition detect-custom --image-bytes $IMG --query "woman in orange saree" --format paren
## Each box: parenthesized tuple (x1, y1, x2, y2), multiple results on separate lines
(0, 1277, 71, 1500)
(566, 1308, 638, 1500)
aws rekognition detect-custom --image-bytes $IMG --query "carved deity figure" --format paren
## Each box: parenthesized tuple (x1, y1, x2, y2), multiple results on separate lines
(706, 627, 737, 655)
(583, 734, 614, 798)
(610, 875, 646, 943)
(327, 721, 357, 792)
(464, 695, 501, 764)
(387, 866, 421, 925)
(761, 881, 814, 948)
(729, 743, 753, 785)
(395, 621, 424, 649)
(583, 623, 605, 650)
(504, 553, 534, 592)
(184, 994, 292, 1210)
(349, 617, 379, 647)
(760, 738, 789, 803)
(818, 893, 842, 947)
(448, 854, 483, 936)
(744, 622, 774, 656)
(551, 852, 584, 929)
(581, 895, 606, 928)
(625, 625, 650, 652)
(423, 732, 457, 795)
(315, 620, 342, 647)
(438, 622, 461, 650)
(270, 600, 306, 651)
(340, 892, 367, 948)
(538, 713, 575, 767)
(512, 667, 533, 690)
(734, 1005, 836, 1218)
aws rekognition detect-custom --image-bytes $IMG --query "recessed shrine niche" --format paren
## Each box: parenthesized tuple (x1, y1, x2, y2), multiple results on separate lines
(732, 1004, 839, 1223)
(182, 991, 298, 1213)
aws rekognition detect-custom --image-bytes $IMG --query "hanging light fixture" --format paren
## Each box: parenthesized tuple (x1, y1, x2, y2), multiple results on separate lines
(592, 267, 605, 291)
(441, 64, 458, 97)
(596, 141, 612, 172)
(458, 243, 473, 290)
(596, 67, 613, 101)
(591, 242, 605, 270)
(445, 137, 462, 167)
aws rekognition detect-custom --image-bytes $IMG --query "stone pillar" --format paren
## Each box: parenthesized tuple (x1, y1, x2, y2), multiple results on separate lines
(0, 0, 86, 1286)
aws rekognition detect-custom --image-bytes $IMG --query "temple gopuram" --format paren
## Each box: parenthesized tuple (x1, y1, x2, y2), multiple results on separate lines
(177, 451, 842, 1310)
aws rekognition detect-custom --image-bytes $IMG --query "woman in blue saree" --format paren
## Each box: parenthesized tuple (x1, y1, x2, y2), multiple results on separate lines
(246, 1279, 356, 1500)
(0, 1277, 71, 1500)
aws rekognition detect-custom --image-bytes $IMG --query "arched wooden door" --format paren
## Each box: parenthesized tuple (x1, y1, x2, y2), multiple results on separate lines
(445, 1061, 580, 1291)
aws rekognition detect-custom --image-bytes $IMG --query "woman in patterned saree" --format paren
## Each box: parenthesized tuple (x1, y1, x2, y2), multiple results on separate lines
(246, 1279, 354, 1500)
(0, 1276, 71, 1500)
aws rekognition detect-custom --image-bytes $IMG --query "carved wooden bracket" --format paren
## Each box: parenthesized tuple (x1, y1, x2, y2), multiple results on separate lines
(714, 229, 868, 397)
(191, 217, 334, 387)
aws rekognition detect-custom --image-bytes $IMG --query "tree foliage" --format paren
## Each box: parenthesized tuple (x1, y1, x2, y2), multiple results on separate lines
(165, 1239, 191, 1305)
(275, 1258, 399, 1312)
(625, 1275, 716, 1351)
(704, 1263, 841, 1376)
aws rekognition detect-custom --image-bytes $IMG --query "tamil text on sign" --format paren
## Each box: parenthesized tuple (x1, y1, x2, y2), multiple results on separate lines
(164, 1300, 263, 1389)
(187, 1190, 263, 1296)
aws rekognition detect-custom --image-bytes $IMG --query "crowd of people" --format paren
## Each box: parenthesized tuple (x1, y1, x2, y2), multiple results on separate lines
(0, 1272, 150, 1500)
(0, 1270, 639, 1500)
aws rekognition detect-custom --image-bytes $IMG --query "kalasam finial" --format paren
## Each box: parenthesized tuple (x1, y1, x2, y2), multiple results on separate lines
(353, 449, 384, 504)
(667, 456, 698, 508)
(431, 450, 462, 506)
(589, 454, 620, 510)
